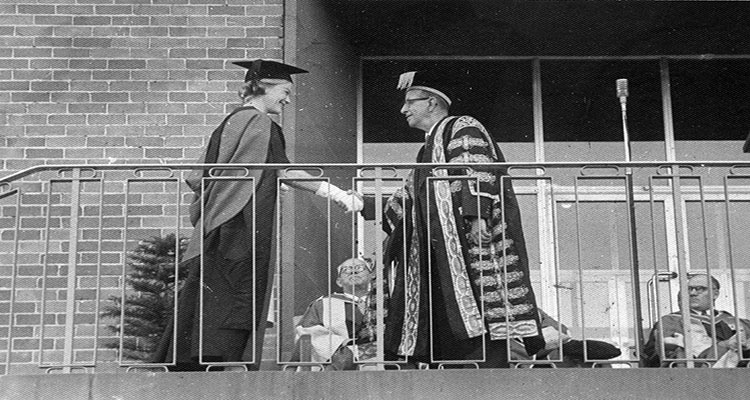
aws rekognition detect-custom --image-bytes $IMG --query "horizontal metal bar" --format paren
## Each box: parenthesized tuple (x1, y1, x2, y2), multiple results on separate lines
(2, 161, 750, 184)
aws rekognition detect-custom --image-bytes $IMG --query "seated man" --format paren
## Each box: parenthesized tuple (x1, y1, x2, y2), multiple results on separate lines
(644, 273, 750, 368)
(290, 258, 377, 370)
(510, 309, 621, 368)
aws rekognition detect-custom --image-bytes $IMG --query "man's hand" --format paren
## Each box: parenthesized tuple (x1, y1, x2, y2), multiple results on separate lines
(335, 190, 364, 213)
(315, 182, 363, 213)
(296, 324, 331, 337)
(467, 217, 491, 245)
(718, 333, 741, 352)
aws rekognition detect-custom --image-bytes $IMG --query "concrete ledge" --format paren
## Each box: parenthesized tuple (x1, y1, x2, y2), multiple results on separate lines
(1, 369, 749, 400)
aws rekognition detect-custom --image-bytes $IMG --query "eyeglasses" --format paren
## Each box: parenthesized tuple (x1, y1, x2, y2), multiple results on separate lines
(402, 97, 431, 107)
(339, 264, 370, 274)
(688, 285, 710, 293)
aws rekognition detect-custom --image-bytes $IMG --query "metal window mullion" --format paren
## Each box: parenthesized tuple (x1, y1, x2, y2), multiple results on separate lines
(532, 59, 559, 316)
(660, 59, 677, 162)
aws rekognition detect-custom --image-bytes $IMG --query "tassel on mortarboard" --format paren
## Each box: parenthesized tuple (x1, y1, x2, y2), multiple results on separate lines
(396, 69, 452, 106)
(397, 71, 416, 90)
(247, 59, 262, 81)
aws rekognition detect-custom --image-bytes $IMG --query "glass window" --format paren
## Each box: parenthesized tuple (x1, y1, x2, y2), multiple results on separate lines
(670, 59, 750, 141)
(362, 59, 534, 143)
(541, 60, 664, 142)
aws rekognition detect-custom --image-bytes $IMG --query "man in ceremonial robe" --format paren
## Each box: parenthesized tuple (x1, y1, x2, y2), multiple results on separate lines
(379, 69, 545, 368)
(644, 273, 750, 368)
(153, 59, 362, 370)
(291, 258, 377, 370)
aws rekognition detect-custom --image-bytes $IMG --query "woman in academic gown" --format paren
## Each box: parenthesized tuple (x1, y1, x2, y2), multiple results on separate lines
(152, 59, 362, 370)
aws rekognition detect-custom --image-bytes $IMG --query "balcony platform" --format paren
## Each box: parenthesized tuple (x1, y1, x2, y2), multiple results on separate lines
(2, 368, 749, 400)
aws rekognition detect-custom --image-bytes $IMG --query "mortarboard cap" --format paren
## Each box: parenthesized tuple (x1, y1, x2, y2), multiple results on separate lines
(397, 69, 453, 106)
(232, 59, 308, 83)
(562, 339, 621, 361)
(336, 258, 373, 275)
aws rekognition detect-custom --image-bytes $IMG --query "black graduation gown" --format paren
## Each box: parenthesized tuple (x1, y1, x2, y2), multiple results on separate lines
(152, 109, 289, 370)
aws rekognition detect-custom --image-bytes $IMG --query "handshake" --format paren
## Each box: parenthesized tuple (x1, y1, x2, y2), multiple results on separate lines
(315, 182, 364, 213)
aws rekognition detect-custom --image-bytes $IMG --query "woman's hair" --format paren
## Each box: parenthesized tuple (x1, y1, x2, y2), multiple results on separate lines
(238, 78, 290, 102)
(238, 80, 267, 101)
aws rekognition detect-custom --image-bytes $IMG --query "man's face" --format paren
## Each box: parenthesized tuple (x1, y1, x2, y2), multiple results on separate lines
(337, 259, 372, 289)
(400, 89, 433, 131)
(260, 81, 292, 115)
(687, 274, 718, 312)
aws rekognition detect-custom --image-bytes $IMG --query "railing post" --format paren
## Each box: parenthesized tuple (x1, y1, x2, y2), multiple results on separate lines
(669, 173, 695, 368)
(625, 172, 646, 366)
(373, 167, 385, 365)
(1, 186, 21, 375)
(63, 168, 82, 372)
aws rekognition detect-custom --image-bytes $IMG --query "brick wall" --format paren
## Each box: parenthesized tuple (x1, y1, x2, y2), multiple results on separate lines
(0, 0, 286, 374)
(0, 0, 284, 174)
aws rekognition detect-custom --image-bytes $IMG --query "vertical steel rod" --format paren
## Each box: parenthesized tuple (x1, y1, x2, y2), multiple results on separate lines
(620, 90, 646, 366)
(63, 168, 82, 371)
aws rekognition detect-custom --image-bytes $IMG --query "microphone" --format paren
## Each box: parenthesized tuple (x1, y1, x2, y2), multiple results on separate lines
(656, 271, 678, 282)
(616, 78, 628, 105)
(616, 78, 631, 162)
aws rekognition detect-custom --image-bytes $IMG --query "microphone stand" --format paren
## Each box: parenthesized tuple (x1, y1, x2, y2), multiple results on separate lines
(618, 80, 646, 367)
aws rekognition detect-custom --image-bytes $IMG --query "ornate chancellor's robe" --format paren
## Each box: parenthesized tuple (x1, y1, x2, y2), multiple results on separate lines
(382, 115, 544, 363)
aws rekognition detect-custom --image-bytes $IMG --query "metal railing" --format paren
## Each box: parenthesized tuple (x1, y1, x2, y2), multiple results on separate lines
(0, 161, 748, 374)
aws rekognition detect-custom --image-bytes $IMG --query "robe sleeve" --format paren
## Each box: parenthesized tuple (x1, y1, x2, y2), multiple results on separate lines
(297, 298, 325, 329)
(190, 108, 272, 233)
(445, 124, 498, 220)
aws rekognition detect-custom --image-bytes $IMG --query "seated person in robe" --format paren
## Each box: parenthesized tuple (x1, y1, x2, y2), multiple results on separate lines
(510, 309, 621, 368)
(644, 273, 750, 368)
(291, 257, 377, 370)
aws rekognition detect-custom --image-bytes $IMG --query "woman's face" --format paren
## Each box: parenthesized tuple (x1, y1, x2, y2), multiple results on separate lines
(258, 81, 292, 115)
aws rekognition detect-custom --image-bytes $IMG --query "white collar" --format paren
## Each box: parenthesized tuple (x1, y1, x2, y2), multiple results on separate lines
(340, 291, 370, 304)
(424, 120, 441, 140)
